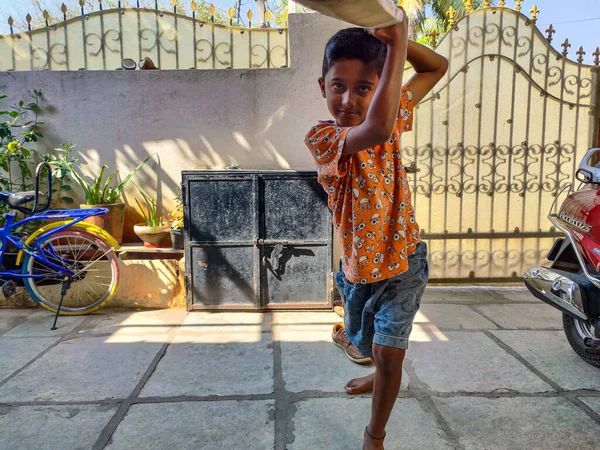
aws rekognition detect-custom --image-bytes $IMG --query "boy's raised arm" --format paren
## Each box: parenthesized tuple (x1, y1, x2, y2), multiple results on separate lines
(342, 17, 408, 157)
(405, 41, 449, 105)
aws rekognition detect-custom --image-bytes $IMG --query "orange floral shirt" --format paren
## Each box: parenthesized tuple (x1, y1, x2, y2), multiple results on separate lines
(305, 86, 420, 284)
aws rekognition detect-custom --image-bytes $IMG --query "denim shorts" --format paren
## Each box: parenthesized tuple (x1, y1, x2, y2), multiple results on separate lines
(334, 242, 429, 357)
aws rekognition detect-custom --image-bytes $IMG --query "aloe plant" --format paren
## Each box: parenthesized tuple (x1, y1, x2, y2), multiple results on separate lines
(70, 153, 155, 205)
(134, 184, 163, 227)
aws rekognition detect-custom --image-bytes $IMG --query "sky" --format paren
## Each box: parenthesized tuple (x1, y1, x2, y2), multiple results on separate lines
(1, 0, 600, 63)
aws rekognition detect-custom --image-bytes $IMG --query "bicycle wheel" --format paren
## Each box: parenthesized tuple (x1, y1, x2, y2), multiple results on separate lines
(22, 230, 120, 315)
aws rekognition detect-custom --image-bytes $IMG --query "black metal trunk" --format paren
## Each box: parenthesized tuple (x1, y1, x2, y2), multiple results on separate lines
(182, 170, 333, 310)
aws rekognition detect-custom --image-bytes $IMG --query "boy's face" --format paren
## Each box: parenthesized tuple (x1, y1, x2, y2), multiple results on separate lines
(319, 58, 380, 127)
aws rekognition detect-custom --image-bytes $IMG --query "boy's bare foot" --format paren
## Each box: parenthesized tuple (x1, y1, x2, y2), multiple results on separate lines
(363, 427, 385, 450)
(345, 372, 375, 395)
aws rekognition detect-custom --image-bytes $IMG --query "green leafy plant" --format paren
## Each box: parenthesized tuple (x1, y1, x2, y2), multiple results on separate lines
(0, 90, 44, 194)
(43, 143, 78, 207)
(169, 195, 183, 230)
(0, 90, 47, 234)
(134, 184, 163, 227)
(69, 153, 156, 205)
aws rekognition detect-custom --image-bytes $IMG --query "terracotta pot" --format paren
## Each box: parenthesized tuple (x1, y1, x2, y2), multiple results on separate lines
(133, 223, 171, 247)
(81, 203, 125, 243)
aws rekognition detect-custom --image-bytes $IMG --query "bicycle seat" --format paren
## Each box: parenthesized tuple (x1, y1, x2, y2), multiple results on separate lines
(0, 191, 38, 208)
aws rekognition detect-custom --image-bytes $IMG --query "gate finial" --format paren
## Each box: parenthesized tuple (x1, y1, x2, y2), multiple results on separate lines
(430, 29, 438, 47)
(464, 0, 473, 14)
(577, 46, 585, 64)
(594, 48, 600, 66)
(530, 4, 539, 23)
(483, 0, 490, 6)
(499, 0, 506, 6)
(545, 24, 555, 43)
(515, 0, 523, 12)
(447, 5, 457, 28)
(561, 38, 571, 57)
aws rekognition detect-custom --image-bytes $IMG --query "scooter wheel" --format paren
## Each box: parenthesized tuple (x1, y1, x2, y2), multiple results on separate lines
(562, 314, 600, 368)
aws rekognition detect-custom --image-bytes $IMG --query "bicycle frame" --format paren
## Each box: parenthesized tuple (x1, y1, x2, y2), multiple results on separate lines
(0, 208, 107, 280)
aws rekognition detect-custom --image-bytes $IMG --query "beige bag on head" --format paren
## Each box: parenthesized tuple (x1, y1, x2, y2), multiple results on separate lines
(292, 0, 404, 29)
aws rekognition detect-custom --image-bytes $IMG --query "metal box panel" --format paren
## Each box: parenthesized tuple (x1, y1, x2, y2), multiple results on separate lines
(190, 246, 256, 307)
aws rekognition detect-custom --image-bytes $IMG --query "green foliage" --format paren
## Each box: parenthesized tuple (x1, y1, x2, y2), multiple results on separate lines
(0, 89, 44, 232)
(414, 0, 496, 44)
(169, 195, 183, 230)
(134, 184, 163, 227)
(274, 0, 288, 27)
(69, 153, 156, 205)
(192, 1, 229, 25)
(43, 143, 77, 207)
(13, 0, 232, 31)
(0, 89, 44, 194)
(0, 90, 80, 238)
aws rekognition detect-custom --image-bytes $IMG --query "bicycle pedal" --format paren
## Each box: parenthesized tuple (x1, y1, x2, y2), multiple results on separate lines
(2, 280, 17, 298)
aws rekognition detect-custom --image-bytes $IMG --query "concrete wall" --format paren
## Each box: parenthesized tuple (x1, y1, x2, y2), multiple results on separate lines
(0, 13, 347, 212)
(0, 259, 184, 310)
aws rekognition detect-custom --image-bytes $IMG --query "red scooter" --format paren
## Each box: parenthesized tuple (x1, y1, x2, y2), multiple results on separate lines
(524, 148, 600, 367)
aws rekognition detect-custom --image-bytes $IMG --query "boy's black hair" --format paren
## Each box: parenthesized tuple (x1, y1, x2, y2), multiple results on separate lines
(321, 28, 387, 79)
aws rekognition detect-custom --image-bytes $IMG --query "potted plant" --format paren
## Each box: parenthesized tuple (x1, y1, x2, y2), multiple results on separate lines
(133, 184, 170, 247)
(69, 154, 155, 243)
(169, 195, 184, 250)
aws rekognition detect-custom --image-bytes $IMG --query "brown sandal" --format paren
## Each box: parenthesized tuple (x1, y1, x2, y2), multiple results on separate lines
(332, 323, 372, 364)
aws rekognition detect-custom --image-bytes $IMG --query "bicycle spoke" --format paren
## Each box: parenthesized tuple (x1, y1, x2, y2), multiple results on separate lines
(72, 249, 114, 277)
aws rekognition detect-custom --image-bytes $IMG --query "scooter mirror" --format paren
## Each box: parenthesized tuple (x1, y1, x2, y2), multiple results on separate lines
(577, 148, 600, 184)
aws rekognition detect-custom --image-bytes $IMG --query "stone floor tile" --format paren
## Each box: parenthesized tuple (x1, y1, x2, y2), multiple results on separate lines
(433, 396, 600, 450)
(579, 397, 600, 414)
(0, 309, 37, 335)
(288, 398, 451, 450)
(488, 287, 539, 303)
(181, 311, 269, 327)
(271, 311, 340, 325)
(0, 404, 117, 450)
(475, 304, 562, 329)
(80, 308, 187, 336)
(491, 330, 600, 391)
(105, 401, 273, 450)
(421, 287, 500, 304)
(276, 324, 408, 393)
(415, 304, 497, 330)
(0, 336, 163, 402)
(407, 332, 553, 393)
(3, 310, 86, 337)
(175, 311, 270, 337)
(140, 332, 273, 397)
(0, 336, 58, 382)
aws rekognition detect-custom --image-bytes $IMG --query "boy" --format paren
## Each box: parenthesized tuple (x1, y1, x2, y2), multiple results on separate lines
(304, 10, 448, 450)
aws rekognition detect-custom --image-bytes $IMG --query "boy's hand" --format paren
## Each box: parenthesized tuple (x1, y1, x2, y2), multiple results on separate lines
(365, 6, 407, 46)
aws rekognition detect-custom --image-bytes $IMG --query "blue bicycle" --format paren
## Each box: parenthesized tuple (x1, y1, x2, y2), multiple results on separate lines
(0, 163, 120, 321)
